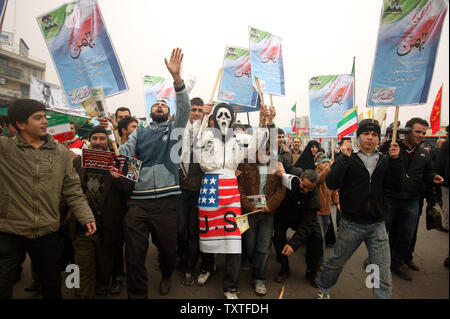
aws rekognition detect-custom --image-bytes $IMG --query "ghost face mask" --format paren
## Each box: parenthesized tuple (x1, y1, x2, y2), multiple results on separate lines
(213, 103, 235, 136)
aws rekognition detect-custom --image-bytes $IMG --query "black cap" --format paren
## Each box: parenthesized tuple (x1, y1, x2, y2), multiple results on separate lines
(88, 125, 108, 140)
(357, 119, 381, 137)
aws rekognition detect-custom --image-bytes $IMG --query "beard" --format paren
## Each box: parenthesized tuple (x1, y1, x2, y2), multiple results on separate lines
(151, 112, 169, 123)
(92, 144, 109, 151)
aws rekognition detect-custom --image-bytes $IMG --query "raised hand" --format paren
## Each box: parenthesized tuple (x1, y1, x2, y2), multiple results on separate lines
(164, 48, 184, 86)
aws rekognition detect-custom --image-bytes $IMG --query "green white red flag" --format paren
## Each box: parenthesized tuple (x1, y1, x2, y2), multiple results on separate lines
(47, 113, 72, 142)
(337, 109, 358, 140)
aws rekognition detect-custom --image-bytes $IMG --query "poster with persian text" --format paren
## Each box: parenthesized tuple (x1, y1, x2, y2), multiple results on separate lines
(309, 75, 354, 137)
(248, 26, 285, 96)
(218, 46, 259, 113)
(37, 0, 127, 109)
(367, 0, 447, 107)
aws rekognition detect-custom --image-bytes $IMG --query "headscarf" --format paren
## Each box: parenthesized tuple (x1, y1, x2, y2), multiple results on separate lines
(294, 140, 320, 170)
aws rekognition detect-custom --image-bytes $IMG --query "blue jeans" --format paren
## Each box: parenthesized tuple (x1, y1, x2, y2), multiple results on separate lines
(318, 219, 392, 299)
(317, 215, 331, 265)
(243, 213, 274, 282)
(384, 198, 419, 268)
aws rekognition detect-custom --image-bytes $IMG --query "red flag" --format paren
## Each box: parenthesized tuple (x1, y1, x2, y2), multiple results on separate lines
(292, 118, 296, 133)
(430, 86, 442, 135)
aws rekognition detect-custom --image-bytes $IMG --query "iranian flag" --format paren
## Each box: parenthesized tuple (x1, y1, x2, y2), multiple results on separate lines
(47, 113, 73, 142)
(337, 109, 358, 140)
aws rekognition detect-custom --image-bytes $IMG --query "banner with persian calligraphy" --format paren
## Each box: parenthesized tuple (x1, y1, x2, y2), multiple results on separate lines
(37, 0, 128, 109)
(367, 0, 448, 107)
(309, 75, 354, 137)
(248, 26, 285, 96)
(218, 46, 259, 112)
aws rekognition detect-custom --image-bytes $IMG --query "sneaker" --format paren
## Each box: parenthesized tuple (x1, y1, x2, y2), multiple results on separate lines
(391, 265, 413, 281)
(317, 292, 330, 299)
(224, 291, 239, 299)
(183, 272, 195, 286)
(197, 271, 211, 286)
(254, 282, 267, 297)
(110, 277, 123, 295)
(406, 260, 420, 271)
(160, 277, 171, 296)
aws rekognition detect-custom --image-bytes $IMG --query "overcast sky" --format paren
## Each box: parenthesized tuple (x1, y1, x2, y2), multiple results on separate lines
(3, 0, 449, 130)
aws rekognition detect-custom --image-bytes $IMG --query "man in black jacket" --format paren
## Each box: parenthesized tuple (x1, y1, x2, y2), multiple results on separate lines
(273, 169, 322, 287)
(382, 118, 444, 281)
(69, 126, 133, 298)
(317, 119, 401, 299)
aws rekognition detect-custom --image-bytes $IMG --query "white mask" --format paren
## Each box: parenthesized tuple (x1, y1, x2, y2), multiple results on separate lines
(215, 107, 232, 136)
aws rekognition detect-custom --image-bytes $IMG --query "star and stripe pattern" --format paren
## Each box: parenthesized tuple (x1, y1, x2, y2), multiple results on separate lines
(198, 174, 242, 254)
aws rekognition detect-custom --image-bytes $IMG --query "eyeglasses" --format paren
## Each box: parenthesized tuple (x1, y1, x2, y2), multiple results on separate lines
(191, 108, 203, 113)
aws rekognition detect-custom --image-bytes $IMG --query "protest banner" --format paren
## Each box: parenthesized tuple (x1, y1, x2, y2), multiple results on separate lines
(218, 46, 259, 112)
(367, 0, 448, 107)
(81, 148, 142, 182)
(30, 76, 70, 110)
(249, 26, 285, 96)
(37, 0, 128, 109)
(0, 0, 8, 33)
(309, 74, 354, 137)
(46, 112, 73, 142)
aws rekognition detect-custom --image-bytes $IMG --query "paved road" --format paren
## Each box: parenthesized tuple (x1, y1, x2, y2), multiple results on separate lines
(13, 207, 449, 299)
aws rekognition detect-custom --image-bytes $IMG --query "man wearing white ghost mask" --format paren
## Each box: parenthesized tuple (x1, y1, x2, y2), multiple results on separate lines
(193, 103, 280, 299)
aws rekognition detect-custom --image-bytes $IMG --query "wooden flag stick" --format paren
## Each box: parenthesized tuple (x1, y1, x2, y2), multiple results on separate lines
(331, 137, 335, 160)
(392, 106, 400, 142)
(200, 68, 223, 133)
(279, 285, 286, 299)
(112, 143, 120, 156)
(255, 77, 268, 125)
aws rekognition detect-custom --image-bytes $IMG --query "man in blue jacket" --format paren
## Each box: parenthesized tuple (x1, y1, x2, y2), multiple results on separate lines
(119, 48, 191, 299)
(317, 119, 401, 299)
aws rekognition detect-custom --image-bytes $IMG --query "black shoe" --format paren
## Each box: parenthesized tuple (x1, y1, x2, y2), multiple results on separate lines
(406, 260, 420, 271)
(438, 226, 449, 232)
(444, 257, 449, 268)
(275, 269, 290, 283)
(24, 280, 41, 292)
(110, 277, 123, 295)
(391, 265, 413, 281)
(182, 272, 195, 286)
(160, 277, 171, 296)
(305, 271, 319, 288)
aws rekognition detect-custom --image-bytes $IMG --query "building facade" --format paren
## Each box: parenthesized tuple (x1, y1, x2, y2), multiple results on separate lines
(0, 44, 45, 115)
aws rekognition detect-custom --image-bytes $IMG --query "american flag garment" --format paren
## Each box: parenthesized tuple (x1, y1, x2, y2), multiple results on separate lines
(198, 174, 242, 254)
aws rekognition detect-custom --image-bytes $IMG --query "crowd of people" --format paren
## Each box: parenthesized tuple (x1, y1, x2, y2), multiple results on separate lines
(0, 48, 448, 300)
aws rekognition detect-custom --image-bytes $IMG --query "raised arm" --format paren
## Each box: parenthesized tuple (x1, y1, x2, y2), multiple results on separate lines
(165, 48, 190, 129)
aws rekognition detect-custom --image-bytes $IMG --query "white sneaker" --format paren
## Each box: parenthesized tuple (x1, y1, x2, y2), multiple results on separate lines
(317, 292, 330, 299)
(224, 291, 238, 299)
(196, 271, 211, 286)
(254, 283, 267, 296)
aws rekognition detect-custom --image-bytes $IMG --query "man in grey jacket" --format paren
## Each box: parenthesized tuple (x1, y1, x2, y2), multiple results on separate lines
(119, 48, 191, 298)
(0, 99, 96, 299)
